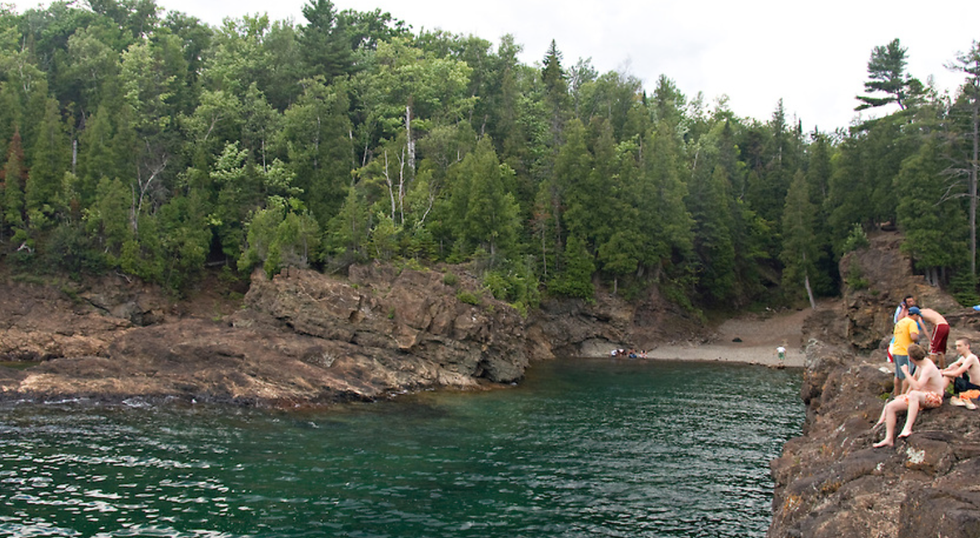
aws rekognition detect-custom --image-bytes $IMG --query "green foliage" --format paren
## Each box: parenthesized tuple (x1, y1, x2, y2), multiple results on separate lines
(846, 262, 870, 291)
(780, 170, 818, 303)
(856, 39, 914, 111)
(483, 262, 540, 316)
(842, 224, 870, 253)
(239, 196, 321, 278)
(548, 235, 595, 300)
(949, 271, 980, 307)
(4, 1, 977, 314)
(442, 272, 458, 287)
(456, 289, 481, 306)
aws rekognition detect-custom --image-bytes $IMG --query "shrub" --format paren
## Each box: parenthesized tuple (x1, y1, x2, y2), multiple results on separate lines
(842, 224, 869, 253)
(456, 290, 481, 306)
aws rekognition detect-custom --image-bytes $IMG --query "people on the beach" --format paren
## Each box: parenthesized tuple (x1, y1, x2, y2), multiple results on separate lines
(941, 337, 980, 394)
(918, 307, 950, 368)
(891, 306, 923, 395)
(873, 343, 944, 448)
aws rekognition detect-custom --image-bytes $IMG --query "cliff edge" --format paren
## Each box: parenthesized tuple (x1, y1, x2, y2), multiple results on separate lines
(769, 231, 980, 538)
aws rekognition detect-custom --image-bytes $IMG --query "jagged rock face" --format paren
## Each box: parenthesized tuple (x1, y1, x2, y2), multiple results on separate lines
(769, 231, 980, 538)
(770, 338, 980, 538)
(528, 286, 704, 357)
(840, 232, 961, 350)
(237, 265, 528, 385)
(0, 265, 529, 404)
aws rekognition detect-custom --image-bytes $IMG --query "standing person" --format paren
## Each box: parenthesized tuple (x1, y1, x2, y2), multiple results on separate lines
(873, 344, 944, 448)
(918, 307, 950, 367)
(941, 337, 980, 394)
(887, 294, 917, 366)
(893, 295, 916, 323)
(891, 306, 922, 395)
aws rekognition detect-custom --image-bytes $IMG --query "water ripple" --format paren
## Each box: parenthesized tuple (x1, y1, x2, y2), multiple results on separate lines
(0, 360, 802, 537)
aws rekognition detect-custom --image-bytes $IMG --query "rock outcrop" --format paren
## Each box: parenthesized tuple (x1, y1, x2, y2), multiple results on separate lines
(0, 265, 530, 405)
(769, 231, 980, 538)
(0, 259, 706, 405)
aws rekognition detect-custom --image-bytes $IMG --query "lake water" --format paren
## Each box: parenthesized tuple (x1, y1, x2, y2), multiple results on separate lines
(0, 358, 802, 538)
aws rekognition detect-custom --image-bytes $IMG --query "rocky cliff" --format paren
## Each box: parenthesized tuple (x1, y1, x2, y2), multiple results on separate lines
(0, 265, 531, 404)
(0, 262, 699, 405)
(769, 231, 980, 538)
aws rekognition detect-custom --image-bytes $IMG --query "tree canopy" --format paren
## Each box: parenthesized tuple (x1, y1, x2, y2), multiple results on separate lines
(0, 4, 977, 312)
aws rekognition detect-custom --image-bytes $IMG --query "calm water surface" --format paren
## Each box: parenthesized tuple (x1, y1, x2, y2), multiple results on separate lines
(0, 359, 802, 538)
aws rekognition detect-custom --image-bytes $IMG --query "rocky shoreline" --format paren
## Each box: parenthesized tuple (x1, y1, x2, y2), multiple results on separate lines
(0, 262, 707, 406)
(767, 233, 980, 538)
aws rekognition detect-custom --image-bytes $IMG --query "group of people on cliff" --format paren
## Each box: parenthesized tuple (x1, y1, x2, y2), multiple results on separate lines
(873, 295, 980, 447)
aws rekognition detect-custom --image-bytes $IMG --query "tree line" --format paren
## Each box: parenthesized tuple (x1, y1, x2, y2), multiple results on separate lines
(0, 0, 978, 315)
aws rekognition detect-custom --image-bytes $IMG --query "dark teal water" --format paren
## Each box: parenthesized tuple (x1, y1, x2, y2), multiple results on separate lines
(0, 359, 802, 538)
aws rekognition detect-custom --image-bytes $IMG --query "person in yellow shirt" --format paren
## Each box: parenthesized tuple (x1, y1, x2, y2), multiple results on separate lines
(892, 306, 922, 395)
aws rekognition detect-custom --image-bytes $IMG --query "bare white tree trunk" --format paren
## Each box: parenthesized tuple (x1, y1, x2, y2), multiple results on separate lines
(383, 150, 395, 221)
(405, 105, 415, 172)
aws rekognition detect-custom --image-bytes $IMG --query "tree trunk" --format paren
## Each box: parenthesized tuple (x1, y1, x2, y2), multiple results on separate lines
(405, 104, 415, 172)
(804, 273, 817, 310)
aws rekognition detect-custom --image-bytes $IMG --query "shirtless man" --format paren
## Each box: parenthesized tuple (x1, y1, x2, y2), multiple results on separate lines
(918, 307, 950, 367)
(873, 343, 944, 448)
(941, 337, 980, 394)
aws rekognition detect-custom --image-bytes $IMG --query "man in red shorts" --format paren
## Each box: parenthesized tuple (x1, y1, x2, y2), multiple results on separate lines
(919, 307, 950, 368)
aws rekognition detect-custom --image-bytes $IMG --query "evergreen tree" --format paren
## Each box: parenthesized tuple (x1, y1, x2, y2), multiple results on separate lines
(856, 38, 915, 111)
(2, 129, 27, 239)
(781, 170, 818, 309)
(946, 40, 980, 276)
(300, 0, 353, 82)
(25, 98, 68, 227)
(896, 139, 967, 285)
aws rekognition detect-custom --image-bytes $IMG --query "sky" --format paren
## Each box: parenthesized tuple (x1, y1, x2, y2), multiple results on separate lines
(12, 0, 980, 133)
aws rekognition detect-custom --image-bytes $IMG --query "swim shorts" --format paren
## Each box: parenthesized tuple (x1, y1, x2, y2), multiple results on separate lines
(923, 391, 943, 408)
(931, 323, 950, 355)
(899, 391, 943, 408)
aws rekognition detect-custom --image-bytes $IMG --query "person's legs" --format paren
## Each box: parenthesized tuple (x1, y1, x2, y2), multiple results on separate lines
(893, 354, 909, 395)
(899, 392, 923, 438)
(874, 397, 909, 448)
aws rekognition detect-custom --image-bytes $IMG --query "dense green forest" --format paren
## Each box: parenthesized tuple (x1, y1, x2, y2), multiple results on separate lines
(0, 0, 978, 314)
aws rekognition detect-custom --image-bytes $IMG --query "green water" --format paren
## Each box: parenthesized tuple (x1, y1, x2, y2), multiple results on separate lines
(0, 359, 802, 538)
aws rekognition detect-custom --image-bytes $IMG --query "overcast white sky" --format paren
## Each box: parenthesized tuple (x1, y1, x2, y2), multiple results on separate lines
(13, 0, 980, 133)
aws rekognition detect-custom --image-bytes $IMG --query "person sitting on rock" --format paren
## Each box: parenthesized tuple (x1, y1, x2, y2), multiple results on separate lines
(941, 337, 980, 394)
(873, 343, 944, 448)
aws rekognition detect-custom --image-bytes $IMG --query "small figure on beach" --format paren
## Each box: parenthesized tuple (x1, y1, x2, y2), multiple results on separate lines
(873, 344, 944, 448)
(776, 346, 786, 367)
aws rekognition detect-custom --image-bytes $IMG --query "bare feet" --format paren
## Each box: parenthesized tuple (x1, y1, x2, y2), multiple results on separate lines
(873, 439, 893, 448)
(898, 430, 912, 439)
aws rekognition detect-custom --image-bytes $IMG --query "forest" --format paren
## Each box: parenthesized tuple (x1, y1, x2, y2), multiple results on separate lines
(0, 0, 978, 316)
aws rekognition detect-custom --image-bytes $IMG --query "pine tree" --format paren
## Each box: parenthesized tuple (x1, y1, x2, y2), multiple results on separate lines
(2, 129, 27, 239)
(25, 98, 69, 226)
(856, 38, 915, 111)
(781, 170, 818, 309)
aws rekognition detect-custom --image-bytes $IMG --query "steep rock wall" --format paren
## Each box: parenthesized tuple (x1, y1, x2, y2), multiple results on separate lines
(769, 232, 980, 538)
